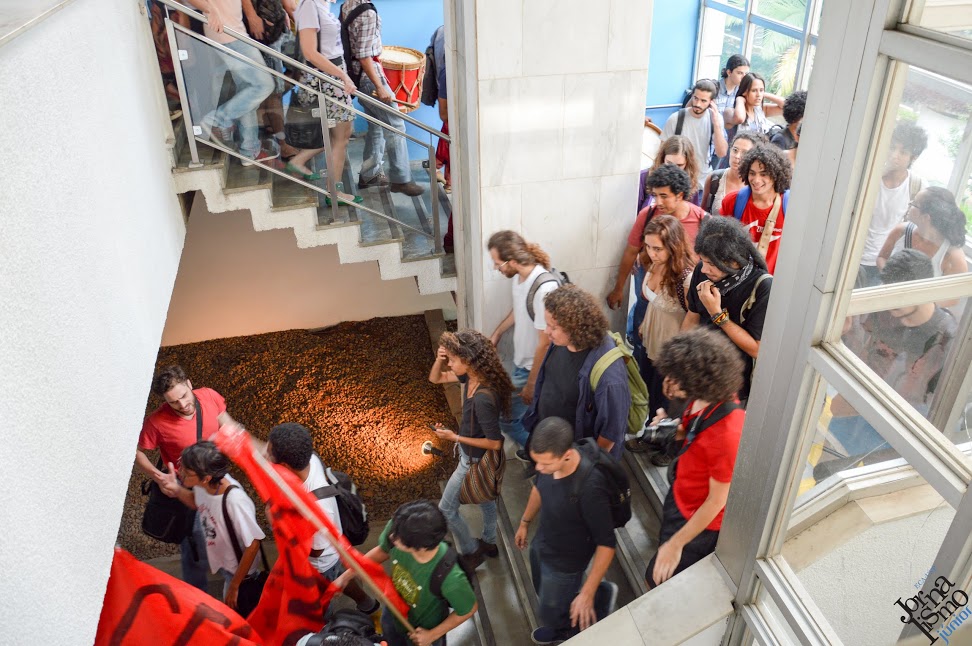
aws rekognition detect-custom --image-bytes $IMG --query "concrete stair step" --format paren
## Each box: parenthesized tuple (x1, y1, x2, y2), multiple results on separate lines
(223, 154, 272, 193)
(270, 170, 319, 211)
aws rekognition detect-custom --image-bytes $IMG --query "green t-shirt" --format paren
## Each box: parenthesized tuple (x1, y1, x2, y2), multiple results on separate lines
(378, 520, 476, 630)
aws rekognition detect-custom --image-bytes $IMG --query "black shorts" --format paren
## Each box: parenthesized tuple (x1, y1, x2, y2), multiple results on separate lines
(645, 489, 719, 587)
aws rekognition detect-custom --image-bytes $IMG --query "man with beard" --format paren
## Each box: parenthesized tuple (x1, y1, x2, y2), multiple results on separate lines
(662, 79, 729, 175)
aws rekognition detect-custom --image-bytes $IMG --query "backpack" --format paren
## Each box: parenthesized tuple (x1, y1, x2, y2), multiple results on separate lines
(304, 608, 381, 645)
(421, 27, 443, 107)
(430, 544, 462, 600)
(570, 438, 632, 529)
(525, 269, 570, 322)
(680, 79, 719, 108)
(667, 402, 743, 486)
(245, 0, 286, 45)
(340, 2, 376, 86)
(766, 123, 785, 141)
(312, 466, 370, 546)
(704, 169, 727, 214)
(589, 332, 649, 437)
(732, 185, 790, 221)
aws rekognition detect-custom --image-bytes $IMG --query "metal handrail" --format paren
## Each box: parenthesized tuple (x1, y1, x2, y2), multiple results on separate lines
(158, 0, 448, 142)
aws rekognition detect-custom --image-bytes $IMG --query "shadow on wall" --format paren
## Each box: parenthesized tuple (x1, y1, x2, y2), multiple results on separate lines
(160, 199, 454, 346)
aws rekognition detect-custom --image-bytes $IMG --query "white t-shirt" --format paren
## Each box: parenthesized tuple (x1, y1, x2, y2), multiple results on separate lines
(512, 265, 559, 370)
(304, 454, 342, 574)
(662, 108, 718, 174)
(194, 475, 266, 576)
(861, 172, 918, 266)
(295, 0, 344, 60)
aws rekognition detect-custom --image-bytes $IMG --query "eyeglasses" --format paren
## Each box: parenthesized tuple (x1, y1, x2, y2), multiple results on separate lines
(496, 259, 510, 271)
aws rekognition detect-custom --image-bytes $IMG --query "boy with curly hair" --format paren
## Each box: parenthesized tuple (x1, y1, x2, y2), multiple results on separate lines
(521, 285, 631, 460)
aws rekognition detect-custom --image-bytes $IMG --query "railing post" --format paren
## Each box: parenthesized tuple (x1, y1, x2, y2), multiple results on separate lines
(428, 142, 442, 254)
(317, 92, 339, 223)
(165, 18, 201, 168)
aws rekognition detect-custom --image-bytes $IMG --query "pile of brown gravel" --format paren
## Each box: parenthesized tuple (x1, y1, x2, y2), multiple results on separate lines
(117, 316, 458, 561)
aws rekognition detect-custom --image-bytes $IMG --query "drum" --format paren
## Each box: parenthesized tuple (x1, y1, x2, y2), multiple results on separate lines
(379, 46, 426, 113)
(642, 119, 662, 170)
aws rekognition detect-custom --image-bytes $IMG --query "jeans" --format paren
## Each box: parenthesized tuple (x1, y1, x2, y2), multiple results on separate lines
(208, 39, 275, 157)
(529, 541, 614, 635)
(438, 452, 497, 555)
(500, 365, 531, 448)
(357, 73, 412, 183)
(827, 415, 891, 457)
(646, 491, 719, 588)
(381, 608, 446, 646)
(181, 512, 210, 592)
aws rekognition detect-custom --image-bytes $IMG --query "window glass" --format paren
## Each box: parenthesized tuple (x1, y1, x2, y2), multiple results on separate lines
(810, 0, 823, 35)
(784, 379, 958, 645)
(748, 25, 801, 95)
(752, 0, 808, 29)
(852, 64, 972, 289)
(800, 44, 815, 90)
(698, 8, 746, 81)
(908, 1, 972, 45)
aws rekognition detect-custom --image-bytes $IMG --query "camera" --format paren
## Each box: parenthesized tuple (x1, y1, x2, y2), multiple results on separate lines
(642, 418, 681, 445)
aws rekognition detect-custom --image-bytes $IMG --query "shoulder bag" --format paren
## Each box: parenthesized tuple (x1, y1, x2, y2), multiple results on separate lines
(459, 389, 506, 504)
(141, 397, 202, 544)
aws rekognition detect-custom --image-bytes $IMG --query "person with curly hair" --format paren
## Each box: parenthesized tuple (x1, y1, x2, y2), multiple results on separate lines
(769, 90, 807, 160)
(428, 329, 513, 572)
(858, 121, 929, 287)
(701, 131, 767, 215)
(682, 217, 772, 403)
(721, 143, 793, 274)
(624, 216, 694, 453)
(522, 285, 632, 460)
(644, 328, 745, 588)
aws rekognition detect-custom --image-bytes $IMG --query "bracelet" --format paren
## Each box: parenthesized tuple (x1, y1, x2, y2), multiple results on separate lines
(520, 518, 531, 525)
(711, 309, 729, 327)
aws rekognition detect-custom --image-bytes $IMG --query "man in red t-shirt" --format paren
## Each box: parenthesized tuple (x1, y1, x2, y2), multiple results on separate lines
(721, 143, 792, 274)
(643, 328, 746, 588)
(136, 365, 231, 591)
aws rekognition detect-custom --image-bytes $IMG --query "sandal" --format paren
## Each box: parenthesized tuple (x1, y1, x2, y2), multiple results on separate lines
(285, 162, 321, 181)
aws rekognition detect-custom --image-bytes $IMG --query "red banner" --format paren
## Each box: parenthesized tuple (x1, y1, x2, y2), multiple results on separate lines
(95, 547, 261, 646)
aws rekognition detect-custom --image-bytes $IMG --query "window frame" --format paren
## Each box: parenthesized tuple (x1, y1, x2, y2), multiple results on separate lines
(709, 0, 972, 643)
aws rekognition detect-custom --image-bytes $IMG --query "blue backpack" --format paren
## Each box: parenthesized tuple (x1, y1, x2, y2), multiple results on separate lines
(732, 186, 790, 220)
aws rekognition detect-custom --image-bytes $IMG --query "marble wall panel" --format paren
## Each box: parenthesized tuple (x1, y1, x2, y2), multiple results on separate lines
(606, 0, 654, 72)
(480, 184, 523, 282)
(475, 0, 523, 79)
(595, 173, 641, 269)
(521, 0, 610, 76)
(520, 177, 599, 273)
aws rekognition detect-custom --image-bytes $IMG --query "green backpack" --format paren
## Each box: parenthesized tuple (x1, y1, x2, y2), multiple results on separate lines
(589, 332, 649, 437)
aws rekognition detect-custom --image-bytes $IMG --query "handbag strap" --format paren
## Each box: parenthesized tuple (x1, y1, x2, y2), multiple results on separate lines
(756, 194, 783, 257)
(221, 484, 270, 572)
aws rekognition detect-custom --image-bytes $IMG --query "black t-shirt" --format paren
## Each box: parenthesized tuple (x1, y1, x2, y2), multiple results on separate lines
(686, 263, 772, 400)
(537, 346, 591, 425)
(770, 127, 798, 151)
(459, 388, 502, 460)
(535, 462, 617, 572)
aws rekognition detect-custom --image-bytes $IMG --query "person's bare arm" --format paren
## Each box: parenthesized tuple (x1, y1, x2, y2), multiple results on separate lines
(608, 245, 640, 310)
(763, 92, 786, 118)
(135, 449, 162, 481)
(412, 603, 478, 646)
(710, 106, 728, 158)
(300, 30, 355, 94)
(225, 539, 262, 610)
(681, 310, 701, 331)
(727, 95, 747, 127)
(158, 464, 197, 508)
(652, 478, 730, 584)
(514, 486, 542, 549)
(429, 346, 459, 384)
(719, 320, 761, 358)
(360, 58, 392, 102)
(241, 0, 264, 40)
(876, 224, 905, 270)
(187, 0, 223, 32)
(489, 312, 514, 346)
(571, 546, 616, 630)
(438, 97, 448, 123)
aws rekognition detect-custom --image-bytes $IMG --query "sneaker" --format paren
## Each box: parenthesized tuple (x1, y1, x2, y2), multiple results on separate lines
(531, 626, 568, 645)
(201, 121, 236, 150)
(515, 448, 531, 464)
(390, 181, 425, 196)
(477, 539, 499, 559)
(457, 550, 484, 577)
(241, 148, 280, 167)
(358, 173, 389, 189)
(624, 437, 659, 454)
(601, 581, 619, 616)
(649, 452, 674, 467)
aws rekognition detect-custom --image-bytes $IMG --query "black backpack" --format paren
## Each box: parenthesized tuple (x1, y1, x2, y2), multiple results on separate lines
(430, 544, 462, 600)
(673, 107, 714, 159)
(340, 2, 376, 86)
(525, 269, 570, 322)
(245, 0, 286, 45)
(421, 27, 443, 107)
(304, 608, 381, 645)
(312, 466, 370, 546)
(569, 438, 632, 529)
(680, 79, 720, 108)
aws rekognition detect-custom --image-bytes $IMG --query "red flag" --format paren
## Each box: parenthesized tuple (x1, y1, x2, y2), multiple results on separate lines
(95, 547, 261, 646)
(212, 424, 410, 633)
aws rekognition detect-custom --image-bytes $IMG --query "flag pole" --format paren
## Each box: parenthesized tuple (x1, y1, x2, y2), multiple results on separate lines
(238, 428, 416, 633)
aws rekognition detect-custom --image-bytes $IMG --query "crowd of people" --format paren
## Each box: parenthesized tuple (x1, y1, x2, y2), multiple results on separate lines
(139, 12, 972, 642)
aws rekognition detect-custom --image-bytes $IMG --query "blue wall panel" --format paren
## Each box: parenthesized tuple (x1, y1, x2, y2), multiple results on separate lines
(644, 1, 701, 128)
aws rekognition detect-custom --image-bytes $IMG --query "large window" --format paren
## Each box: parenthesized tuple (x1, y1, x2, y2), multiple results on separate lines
(696, 0, 822, 95)
(713, 1, 972, 644)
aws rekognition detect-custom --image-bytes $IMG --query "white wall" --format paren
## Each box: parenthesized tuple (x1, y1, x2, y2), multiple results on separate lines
(162, 199, 456, 346)
(0, 1, 186, 642)
(452, 0, 652, 333)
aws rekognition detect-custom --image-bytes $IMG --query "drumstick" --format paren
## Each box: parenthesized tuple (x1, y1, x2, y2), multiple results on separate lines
(372, 92, 418, 110)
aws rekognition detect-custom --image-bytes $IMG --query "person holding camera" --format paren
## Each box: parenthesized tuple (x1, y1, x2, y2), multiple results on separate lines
(645, 328, 745, 588)
(428, 330, 513, 573)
